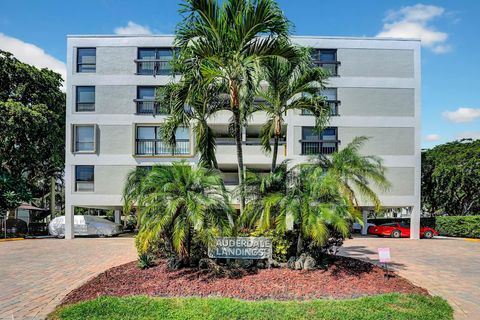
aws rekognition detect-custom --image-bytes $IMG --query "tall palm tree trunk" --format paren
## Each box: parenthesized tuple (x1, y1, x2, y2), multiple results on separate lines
(271, 136, 279, 172)
(229, 80, 246, 212)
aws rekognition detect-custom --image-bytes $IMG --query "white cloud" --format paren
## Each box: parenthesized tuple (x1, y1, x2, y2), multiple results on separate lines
(376, 4, 451, 54)
(442, 107, 480, 123)
(425, 134, 440, 141)
(0, 33, 66, 90)
(114, 21, 152, 35)
(455, 131, 480, 140)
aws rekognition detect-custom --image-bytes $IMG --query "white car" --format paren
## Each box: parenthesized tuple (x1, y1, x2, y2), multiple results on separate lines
(49, 215, 122, 238)
(352, 222, 376, 233)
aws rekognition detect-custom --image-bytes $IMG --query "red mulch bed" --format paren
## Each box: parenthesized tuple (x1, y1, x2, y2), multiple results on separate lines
(62, 256, 427, 305)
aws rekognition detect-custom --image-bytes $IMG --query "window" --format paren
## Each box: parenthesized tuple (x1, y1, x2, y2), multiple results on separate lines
(135, 86, 167, 114)
(135, 126, 190, 156)
(73, 125, 95, 152)
(76, 86, 95, 112)
(311, 49, 339, 76)
(301, 127, 338, 155)
(136, 48, 176, 75)
(301, 88, 339, 116)
(75, 165, 94, 192)
(77, 48, 96, 73)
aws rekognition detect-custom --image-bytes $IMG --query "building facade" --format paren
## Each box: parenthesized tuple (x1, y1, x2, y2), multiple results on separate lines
(65, 35, 421, 239)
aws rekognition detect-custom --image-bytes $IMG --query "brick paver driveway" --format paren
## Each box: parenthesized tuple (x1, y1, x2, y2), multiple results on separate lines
(0, 237, 136, 320)
(339, 236, 480, 320)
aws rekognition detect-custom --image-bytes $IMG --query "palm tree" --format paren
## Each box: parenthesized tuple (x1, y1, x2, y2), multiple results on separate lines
(308, 136, 391, 211)
(122, 166, 151, 226)
(256, 53, 330, 171)
(159, 82, 229, 169)
(136, 162, 232, 264)
(239, 161, 288, 230)
(174, 0, 298, 211)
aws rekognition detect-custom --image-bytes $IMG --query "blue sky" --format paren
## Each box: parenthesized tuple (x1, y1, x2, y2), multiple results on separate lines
(1, 0, 479, 148)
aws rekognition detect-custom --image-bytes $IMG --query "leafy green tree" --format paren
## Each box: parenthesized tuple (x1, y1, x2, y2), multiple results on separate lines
(308, 136, 390, 211)
(158, 82, 229, 169)
(0, 169, 31, 217)
(0, 50, 65, 214)
(256, 54, 330, 171)
(422, 139, 480, 215)
(240, 137, 389, 256)
(132, 162, 232, 264)
(174, 0, 298, 210)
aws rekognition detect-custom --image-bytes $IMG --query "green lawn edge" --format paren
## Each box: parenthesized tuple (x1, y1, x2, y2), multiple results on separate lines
(49, 293, 453, 320)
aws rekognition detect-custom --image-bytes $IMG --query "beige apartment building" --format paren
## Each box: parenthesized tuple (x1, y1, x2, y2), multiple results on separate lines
(65, 35, 421, 239)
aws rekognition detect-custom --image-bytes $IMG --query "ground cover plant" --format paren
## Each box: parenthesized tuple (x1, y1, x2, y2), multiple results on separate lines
(50, 294, 453, 320)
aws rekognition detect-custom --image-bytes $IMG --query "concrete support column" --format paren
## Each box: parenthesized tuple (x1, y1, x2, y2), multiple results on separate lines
(361, 209, 369, 235)
(114, 209, 121, 224)
(410, 206, 420, 239)
(65, 205, 75, 240)
(241, 126, 247, 142)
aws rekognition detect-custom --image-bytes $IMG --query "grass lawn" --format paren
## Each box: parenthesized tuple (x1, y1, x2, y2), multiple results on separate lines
(49, 293, 453, 320)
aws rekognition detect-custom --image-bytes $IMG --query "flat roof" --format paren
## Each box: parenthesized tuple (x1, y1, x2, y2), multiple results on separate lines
(67, 34, 420, 42)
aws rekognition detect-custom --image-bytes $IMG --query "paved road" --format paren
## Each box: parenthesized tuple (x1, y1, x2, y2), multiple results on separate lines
(339, 236, 480, 320)
(0, 237, 136, 320)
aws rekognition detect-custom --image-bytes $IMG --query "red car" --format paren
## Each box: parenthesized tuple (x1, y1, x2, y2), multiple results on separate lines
(368, 222, 438, 239)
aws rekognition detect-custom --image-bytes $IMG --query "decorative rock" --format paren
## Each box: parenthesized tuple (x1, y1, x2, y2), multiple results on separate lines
(303, 256, 316, 270)
(269, 259, 280, 268)
(294, 260, 303, 270)
(198, 258, 216, 270)
(287, 256, 296, 270)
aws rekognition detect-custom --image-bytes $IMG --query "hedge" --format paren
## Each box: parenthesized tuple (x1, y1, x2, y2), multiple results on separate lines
(436, 216, 480, 238)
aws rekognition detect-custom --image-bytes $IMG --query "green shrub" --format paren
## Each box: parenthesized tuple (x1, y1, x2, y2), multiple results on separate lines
(137, 254, 155, 270)
(248, 229, 294, 262)
(436, 216, 480, 238)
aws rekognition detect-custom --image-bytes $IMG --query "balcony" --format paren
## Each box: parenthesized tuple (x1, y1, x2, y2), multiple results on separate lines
(135, 139, 190, 156)
(313, 61, 340, 76)
(300, 140, 339, 155)
(135, 100, 169, 115)
(135, 59, 172, 76)
(244, 137, 286, 145)
(301, 100, 340, 116)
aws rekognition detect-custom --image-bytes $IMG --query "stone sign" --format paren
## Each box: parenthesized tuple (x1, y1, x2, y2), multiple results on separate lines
(208, 237, 272, 259)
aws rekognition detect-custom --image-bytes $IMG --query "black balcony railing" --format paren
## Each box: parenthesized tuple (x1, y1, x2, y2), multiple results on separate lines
(135, 139, 190, 156)
(313, 61, 340, 76)
(301, 100, 340, 116)
(135, 100, 169, 115)
(76, 102, 95, 112)
(244, 138, 287, 145)
(300, 140, 339, 155)
(135, 59, 173, 76)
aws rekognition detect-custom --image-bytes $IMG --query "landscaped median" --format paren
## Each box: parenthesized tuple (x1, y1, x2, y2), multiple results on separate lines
(48, 294, 452, 320)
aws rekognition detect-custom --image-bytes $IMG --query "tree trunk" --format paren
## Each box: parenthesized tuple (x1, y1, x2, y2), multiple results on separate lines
(50, 176, 56, 216)
(229, 80, 245, 212)
(296, 230, 303, 257)
(271, 135, 279, 172)
(7, 208, 16, 219)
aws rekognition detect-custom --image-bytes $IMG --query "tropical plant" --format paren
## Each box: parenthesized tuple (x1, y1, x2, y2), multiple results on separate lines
(122, 166, 152, 225)
(134, 162, 232, 265)
(174, 0, 298, 211)
(307, 136, 390, 211)
(276, 167, 358, 256)
(158, 82, 229, 169)
(256, 53, 330, 171)
(239, 137, 389, 256)
(137, 253, 155, 270)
